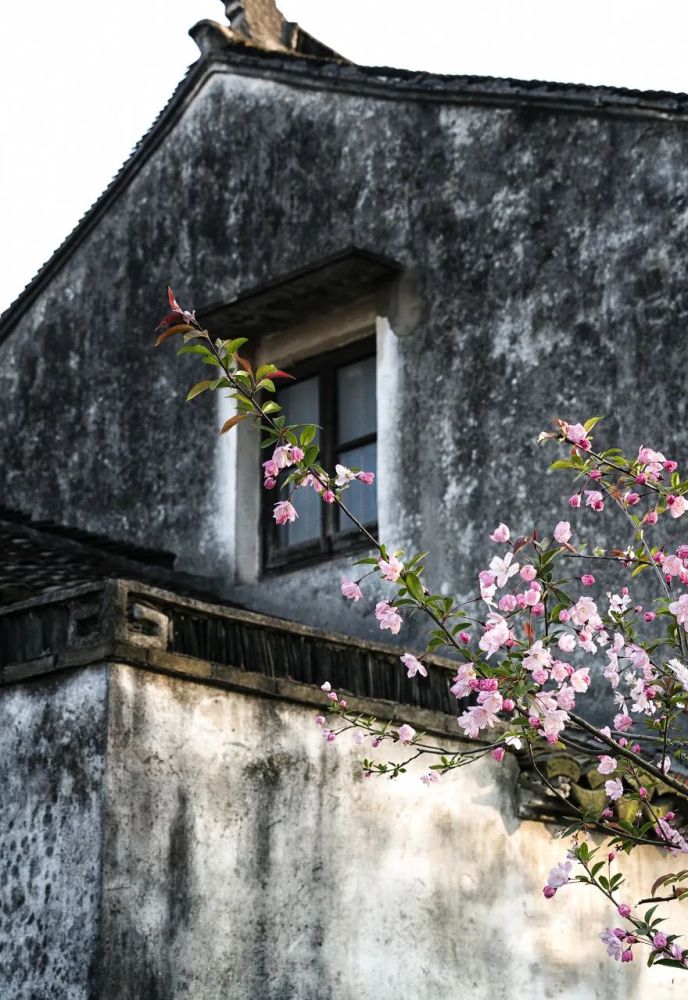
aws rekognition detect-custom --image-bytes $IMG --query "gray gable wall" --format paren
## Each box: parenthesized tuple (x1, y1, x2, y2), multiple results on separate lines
(2, 47, 688, 642)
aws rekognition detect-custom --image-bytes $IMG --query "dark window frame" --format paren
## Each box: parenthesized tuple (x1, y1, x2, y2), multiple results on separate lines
(261, 335, 377, 573)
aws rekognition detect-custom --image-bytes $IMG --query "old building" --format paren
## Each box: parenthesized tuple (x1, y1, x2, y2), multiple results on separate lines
(2, 2, 688, 996)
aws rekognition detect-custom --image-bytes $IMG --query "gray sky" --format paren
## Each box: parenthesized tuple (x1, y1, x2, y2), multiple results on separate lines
(2, 0, 688, 312)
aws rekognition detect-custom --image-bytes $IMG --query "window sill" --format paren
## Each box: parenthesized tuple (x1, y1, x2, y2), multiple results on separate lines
(262, 525, 377, 577)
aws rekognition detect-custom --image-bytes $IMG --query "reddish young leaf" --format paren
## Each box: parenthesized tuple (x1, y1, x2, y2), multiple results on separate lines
(219, 413, 249, 435)
(272, 370, 295, 380)
(154, 323, 194, 347)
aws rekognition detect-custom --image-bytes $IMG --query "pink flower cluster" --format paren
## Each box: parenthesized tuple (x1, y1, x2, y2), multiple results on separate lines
(263, 443, 304, 489)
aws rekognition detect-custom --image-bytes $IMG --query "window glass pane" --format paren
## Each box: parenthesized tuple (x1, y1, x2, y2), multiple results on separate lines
(280, 478, 321, 547)
(275, 375, 320, 547)
(278, 376, 320, 437)
(336, 442, 377, 530)
(336, 356, 376, 444)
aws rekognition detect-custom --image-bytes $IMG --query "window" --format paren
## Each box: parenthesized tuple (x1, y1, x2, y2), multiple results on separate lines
(262, 336, 377, 570)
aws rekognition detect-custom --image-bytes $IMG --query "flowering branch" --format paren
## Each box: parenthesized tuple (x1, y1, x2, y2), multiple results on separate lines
(157, 292, 688, 972)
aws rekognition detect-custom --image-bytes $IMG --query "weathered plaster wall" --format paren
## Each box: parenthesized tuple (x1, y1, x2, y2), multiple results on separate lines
(0, 668, 107, 999)
(2, 64, 688, 637)
(98, 663, 688, 1000)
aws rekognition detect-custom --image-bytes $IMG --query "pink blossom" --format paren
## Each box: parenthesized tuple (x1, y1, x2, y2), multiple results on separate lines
(556, 685, 576, 711)
(397, 724, 416, 744)
(644, 510, 658, 525)
(558, 609, 571, 623)
(565, 422, 591, 450)
(524, 640, 552, 673)
(569, 494, 582, 508)
(665, 460, 678, 473)
(520, 564, 537, 582)
(617, 903, 631, 918)
(570, 595, 600, 627)
(491, 747, 506, 762)
(539, 708, 569, 742)
(291, 446, 304, 462)
(554, 521, 571, 543)
(334, 463, 356, 486)
(614, 713, 632, 732)
(272, 445, 293, 469)
(644, 611, 656, 623)
(459, 631, 471, 644)
(638, 445, 666, 468)
(478, 617, 510, 657)
(263, 477, 276, 490)
(600, 928, 623, 961)
(263, 459, 280, 478)
(420, 771, 439, 786)
(379, 555, 404, 583)
(669, 593, 688, 629)
(581, 574, 596, 587)
(605, 778, 624, 801)
(664, 555, 683, 577)
(450, 664, 476, 699)
(624, 492, 640, 506)
(314, 715, 326, 726)
(322, 490, 336, 504)
(489, 553, 519, 588)
(273, 500, 298, 525)
(400, 653, 427, 679)
(585, 491, 605, 511)
(498, 594, 517, 613)
(669, 659, 688, 692)
(357, 471, 375, 485)
(570, 668, 591, 693)
(341, 577, 363, 601)
(588, 468, 602, 481)
(502, 698, 515, 712)
(598, 755, 617, 775)
(490, 523, 510, 543)
(457, 704, 501, 738)
(550, 660, 569, 683)
(558, 634, 576, 653)
(531, 602, 544, 616)
(621, 949, 633, 963)
(668, 495, 687, 519)
(546, 859, 572, 890)
(523, 587, 540, 606)
(375, 601, 402, 635)
(653, 933, 668, 950)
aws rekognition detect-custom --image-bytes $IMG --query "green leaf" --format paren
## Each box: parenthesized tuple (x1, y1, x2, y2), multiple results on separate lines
(256, 364, 277, 380)
(404, 573, 425, 603)
(583, 416, 604, 432)
(176, 344, 213, 357)
(222, 337, 249, 355)
(549, 459, 581, 471)
(187, 380, 213, 401)
(301, 425, 316, 447)
(304, 444, 319, 466)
